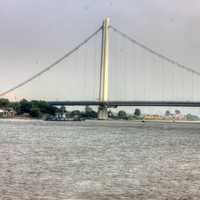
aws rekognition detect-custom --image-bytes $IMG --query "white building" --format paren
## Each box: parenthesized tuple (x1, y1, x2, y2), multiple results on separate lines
(0, 108, 16, 118)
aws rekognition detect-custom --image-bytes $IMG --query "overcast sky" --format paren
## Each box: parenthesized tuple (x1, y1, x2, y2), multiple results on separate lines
(1, 0, 200, 104)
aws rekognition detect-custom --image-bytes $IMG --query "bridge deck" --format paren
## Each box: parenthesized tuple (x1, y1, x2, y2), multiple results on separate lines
(48, 101, 200, 107)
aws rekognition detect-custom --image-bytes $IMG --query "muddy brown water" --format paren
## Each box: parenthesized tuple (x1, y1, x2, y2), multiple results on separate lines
(0, 119, 200, 200)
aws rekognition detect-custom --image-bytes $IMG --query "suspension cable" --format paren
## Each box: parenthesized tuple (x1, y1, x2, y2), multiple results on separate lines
(0, 26, 102, 97)
(110, 25, 200, 76)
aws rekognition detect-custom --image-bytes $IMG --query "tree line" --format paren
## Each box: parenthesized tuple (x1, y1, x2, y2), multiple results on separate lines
(0, 98, 58, 118)
(0, 98, 143, 119)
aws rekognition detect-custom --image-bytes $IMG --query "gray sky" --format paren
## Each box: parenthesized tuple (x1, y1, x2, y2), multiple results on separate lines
(1, 0, 200, 103)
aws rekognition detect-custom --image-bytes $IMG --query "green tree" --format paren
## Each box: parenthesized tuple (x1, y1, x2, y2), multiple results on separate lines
(31, 100, 58, 116)
(32, 101, 47, 113)
(134, 108, 141, 116)
(84, 106, 97, 119)
(70, 110, 81, 118)
(118, 110, 127, 119)
(11, 102, 21, 114)
(19, 99, 32, 114)
(0, 98, 10, 108)
(30, 107, 41, 118)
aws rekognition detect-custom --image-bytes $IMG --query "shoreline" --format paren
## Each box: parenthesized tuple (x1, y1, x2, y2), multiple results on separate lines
(1, 117, 200, 124)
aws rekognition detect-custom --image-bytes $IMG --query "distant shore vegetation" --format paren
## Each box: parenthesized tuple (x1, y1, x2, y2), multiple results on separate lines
(0, 98, 199, 121)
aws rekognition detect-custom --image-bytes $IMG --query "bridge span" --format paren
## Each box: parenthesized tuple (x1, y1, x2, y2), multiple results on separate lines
(48, 101, 200, 107)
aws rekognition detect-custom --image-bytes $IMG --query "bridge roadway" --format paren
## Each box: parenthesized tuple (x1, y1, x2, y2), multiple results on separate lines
(48, 101, 200, 107)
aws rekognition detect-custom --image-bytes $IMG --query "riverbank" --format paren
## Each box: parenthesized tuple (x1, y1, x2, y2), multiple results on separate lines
(2, 117, 200, 127)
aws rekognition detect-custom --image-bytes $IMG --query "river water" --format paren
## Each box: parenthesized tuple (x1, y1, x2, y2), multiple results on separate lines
(0, 119, 200, 200)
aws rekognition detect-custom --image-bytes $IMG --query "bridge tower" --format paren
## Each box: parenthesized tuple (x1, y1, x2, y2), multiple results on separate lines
(98, 17, 110, 120)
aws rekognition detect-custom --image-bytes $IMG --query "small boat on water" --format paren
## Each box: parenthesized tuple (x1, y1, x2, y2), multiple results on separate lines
(44, 115, 85, 122)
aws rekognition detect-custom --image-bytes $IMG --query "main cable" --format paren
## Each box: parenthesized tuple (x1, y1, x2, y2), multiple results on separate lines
(110, 25, 200, 76)
(0, 26, 102, 97)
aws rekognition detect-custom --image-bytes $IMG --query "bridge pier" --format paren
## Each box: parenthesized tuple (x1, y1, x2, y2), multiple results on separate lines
(98, 17, 110, 120)
(98, 105, 108, 120)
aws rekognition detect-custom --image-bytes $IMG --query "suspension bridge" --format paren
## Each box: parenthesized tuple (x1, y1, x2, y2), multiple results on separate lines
(1, 18, 200, 119)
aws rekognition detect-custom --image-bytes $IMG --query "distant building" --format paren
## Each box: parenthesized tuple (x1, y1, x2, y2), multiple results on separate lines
(0, 108, 16, 118)
(174, 113, 186, 120)
(163, 112, 186, 121)
(144, 115, 162, 120)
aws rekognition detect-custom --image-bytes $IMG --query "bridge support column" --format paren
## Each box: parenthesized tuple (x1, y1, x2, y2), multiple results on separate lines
(98, 17, 110, 120)
(98, 105, 108, 120)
